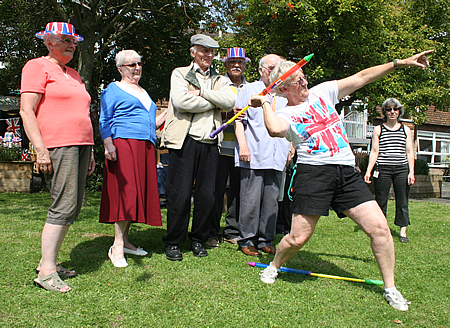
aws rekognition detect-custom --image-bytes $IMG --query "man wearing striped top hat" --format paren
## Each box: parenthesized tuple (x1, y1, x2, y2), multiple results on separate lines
(206, 48, 250, 248)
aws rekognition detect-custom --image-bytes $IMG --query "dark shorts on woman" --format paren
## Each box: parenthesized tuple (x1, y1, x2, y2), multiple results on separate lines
(99, 138, 162, 226)
(291, 164, 374, 218)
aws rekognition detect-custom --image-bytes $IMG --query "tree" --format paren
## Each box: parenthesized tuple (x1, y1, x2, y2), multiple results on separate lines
(0, 0, 212, 102)
(219, 0, 450, 123)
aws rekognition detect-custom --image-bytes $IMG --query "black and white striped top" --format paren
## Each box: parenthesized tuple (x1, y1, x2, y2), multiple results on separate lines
(376, 123, 408, 165)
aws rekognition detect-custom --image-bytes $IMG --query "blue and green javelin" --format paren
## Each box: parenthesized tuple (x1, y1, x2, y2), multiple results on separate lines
(248, 262, 384, 285)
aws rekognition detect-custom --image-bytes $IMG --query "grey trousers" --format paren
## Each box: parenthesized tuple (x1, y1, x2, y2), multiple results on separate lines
(45, 145, 92, 225)
(237, 168, 282, 248)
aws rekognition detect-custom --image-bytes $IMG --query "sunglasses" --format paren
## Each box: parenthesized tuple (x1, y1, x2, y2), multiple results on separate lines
(385, 108, 400, 112)
(122, 62, 143, 68)
(59, 37, 78, 46)
(289, 75, 308, 86)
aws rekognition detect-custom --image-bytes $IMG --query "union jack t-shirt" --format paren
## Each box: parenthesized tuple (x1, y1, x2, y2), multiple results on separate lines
(277, 81, 355, 166)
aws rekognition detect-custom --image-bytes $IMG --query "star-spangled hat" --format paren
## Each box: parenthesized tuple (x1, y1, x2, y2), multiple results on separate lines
(36, 22, 84, 42)
(222, 47, 250, 63)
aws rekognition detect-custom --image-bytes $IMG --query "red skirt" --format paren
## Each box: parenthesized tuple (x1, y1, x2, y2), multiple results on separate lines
(99, 138, 162, 226)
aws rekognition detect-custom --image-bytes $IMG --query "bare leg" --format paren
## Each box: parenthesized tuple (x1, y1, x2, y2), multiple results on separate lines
(400, 226, 407, 238)
(271, 214, 320, 269)
(111, 221, 131, 260)
(39, 223, 71, 292)
(122, 222, 136, 250)
(345, 200, 395, 288)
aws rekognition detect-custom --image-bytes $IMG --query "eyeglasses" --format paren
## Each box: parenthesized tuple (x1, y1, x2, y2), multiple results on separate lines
(59, 37, 78, 46)
(122, 62, 143, 68)
(385, 108, 400, 112)
(261, 65, 276, 72)
(290, 75, 308, 86)
(228, 59, 245, 65)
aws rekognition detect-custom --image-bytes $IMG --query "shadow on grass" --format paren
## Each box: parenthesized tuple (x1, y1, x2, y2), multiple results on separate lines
(68, 225, 167, 274)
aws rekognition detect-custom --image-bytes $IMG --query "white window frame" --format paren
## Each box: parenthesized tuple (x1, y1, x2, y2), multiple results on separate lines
(417, 130, 450, 167)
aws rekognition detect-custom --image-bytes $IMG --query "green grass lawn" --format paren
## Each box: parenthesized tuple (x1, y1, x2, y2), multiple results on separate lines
(0, 192, 448, 327)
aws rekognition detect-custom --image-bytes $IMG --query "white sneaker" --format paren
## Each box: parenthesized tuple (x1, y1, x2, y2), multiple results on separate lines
(259, 263, 278, 284)
(383, 289, 410, 311)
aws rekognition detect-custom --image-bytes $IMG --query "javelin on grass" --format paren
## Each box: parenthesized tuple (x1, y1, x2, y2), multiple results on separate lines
(210, 53, 314, 138)
(248, 262, 384, 286)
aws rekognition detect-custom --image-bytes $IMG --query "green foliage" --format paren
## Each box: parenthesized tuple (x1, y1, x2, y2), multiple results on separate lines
(221, 0, 450, 124)
(0, 192, 449, 326)
(0, 0, 213, 100)
(85, 135, 106, 192)
(415, 158, 430, 176)
(0, 146, 22, 161)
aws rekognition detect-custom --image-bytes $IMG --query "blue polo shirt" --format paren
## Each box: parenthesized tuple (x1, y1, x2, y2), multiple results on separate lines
(235, 80, 290, 171)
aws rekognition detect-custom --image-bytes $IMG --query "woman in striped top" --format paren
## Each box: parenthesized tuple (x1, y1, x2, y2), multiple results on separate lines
(365, 98, 415, 242)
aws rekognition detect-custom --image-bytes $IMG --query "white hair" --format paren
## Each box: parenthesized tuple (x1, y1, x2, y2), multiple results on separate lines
(115, 50, 141, 67)
(42, 33, 60, 51)
(269, 60, 303, 97)
(190, 45, 198, 54)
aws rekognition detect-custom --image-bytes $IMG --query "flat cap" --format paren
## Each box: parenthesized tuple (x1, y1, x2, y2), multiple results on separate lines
(190, 34, 219, 48)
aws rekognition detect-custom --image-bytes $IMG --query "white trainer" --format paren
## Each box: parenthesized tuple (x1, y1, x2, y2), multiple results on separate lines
(383, 289, 410, 311)
(259, 263, 278, 284)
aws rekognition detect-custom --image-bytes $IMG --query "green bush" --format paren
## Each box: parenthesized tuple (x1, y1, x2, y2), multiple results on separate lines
(0, 146, 22, 161)
(85, 136, 105, 192)
(415, 158, 430, 175)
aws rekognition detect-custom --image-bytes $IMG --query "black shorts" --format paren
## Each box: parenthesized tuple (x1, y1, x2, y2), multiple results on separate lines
(291, 164, 374, 218)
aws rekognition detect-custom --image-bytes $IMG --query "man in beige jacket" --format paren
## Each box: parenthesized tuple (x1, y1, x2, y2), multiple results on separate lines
(161, 34, 236, 261)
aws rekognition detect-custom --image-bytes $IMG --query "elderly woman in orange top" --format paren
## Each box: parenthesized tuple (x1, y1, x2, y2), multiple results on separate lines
(20, 22, 95, 292)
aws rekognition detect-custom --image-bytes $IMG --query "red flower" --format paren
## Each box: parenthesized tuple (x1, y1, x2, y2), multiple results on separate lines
(288, 3, 294, 10)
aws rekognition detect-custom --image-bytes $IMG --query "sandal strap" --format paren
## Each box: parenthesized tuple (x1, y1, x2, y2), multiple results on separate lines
(39, 272, 70, 292)
(56, 262, 76, 276)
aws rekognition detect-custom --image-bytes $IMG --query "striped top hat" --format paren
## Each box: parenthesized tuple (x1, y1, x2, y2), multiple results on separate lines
(222, 48, 250, 63)
(36, 22, 84, 41)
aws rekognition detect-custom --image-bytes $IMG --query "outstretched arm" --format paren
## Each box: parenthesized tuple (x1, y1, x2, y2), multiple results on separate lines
(337, 50, 433, 99)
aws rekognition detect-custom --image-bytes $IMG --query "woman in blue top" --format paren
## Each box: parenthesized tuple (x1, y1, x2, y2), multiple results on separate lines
(99, 50, 166, 267)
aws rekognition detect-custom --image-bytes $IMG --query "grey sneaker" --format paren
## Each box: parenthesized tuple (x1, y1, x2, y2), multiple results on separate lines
(383, 289, 410, 311)
(205, 237, 220, 248)
(259, 263, 278, 284)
